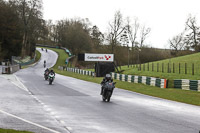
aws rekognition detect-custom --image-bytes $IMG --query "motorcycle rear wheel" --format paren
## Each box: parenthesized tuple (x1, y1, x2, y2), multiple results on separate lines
(107, 96, 110, 102)
(102, 96, 106, 102)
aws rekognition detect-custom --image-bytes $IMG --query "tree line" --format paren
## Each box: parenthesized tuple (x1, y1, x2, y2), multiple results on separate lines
(0, 0, 197, 67)
(169, 15, 200, 56)
(0, 0, 43, 60)
(39, 11, 170, 67)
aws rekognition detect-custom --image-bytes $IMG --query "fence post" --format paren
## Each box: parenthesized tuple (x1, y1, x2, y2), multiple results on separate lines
(157, 63, 159, 72)
(168, 63, 169, 73)
(192, 63, 194, 75)
(148, 63, 149, 71)
(162, 63, 164, 73)
(140, 64, 141, 71)
(152, 63, 154, 71)
(143, 64, 145, 71)
(185, 63, 187, 74)
(173, 63, 175, 73)
(179, 63, 180, 74)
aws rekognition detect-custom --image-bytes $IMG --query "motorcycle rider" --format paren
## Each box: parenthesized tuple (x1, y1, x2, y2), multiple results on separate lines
(100, 74, 113, 95)
(46, 49, 48, 52)
(49, 69, 55, 76)
(44, 68, 49, 80)
(44, 60, 46, 68)
(44, 68, 49, 74)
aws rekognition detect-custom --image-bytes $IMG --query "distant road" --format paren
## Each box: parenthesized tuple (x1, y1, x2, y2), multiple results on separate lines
(0, 65, 2, 74)
(0, 48, 200, 133)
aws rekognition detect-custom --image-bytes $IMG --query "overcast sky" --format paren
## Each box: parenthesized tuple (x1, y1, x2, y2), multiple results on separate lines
(43, 0, 200, 49)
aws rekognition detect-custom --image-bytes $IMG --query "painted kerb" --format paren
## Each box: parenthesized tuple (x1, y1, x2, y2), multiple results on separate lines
(60, 66, 95, 77)
(111, 72, 167, 89)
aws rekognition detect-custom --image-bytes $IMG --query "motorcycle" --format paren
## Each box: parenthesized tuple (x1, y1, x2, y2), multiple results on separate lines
(44, 71, 49, 80)
(46, 49, 48, 52)
(48, 73, 55, 85)
(101, 81, 116, 102)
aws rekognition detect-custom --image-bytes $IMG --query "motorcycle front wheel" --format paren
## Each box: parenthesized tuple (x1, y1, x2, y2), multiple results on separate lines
(107, 92, 111, 102)
(102, 95, 106, 102)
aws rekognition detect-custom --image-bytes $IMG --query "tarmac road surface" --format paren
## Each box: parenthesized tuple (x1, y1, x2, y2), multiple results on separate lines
(0, 48, 200, 133)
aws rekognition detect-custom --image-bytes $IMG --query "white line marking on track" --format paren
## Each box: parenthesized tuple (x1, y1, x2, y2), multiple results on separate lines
(13, 74, 29, 92)
(60, 120, 65, 124)
(0, 109, 60, 133)
(50, 112, 56, 115)
(55, 115, 60, 119)
(66, 127, 73, 131)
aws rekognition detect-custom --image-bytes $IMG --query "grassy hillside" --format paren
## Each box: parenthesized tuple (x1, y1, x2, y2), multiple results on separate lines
(118, 53, 200, 87)
(122, 52, 200, 76)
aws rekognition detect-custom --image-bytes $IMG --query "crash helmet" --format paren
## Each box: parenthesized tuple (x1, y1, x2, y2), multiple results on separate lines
(50, 70, 54, 73)
(105, 74, 111, 80)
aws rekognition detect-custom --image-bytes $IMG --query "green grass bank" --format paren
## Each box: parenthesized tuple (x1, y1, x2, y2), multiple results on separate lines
(21, 50, 41, 69)
(0, 128, 33, 133)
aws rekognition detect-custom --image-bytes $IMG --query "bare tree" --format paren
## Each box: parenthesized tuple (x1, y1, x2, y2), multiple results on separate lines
(133, 25, 150, 64)
(126, 17, 140, 65)
(126, 17, 139, 50)
(108, 10, 126, 53)
(140, 25, 151, 47)
(185, 15, 200, 51)
(169, 33, 185, 55)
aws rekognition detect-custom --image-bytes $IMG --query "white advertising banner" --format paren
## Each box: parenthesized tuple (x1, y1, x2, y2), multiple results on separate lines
(84, 53, 114, 62)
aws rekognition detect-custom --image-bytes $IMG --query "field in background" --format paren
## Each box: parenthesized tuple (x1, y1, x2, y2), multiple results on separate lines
(114, 53, 200, 88)
(121, 52, 200, 76)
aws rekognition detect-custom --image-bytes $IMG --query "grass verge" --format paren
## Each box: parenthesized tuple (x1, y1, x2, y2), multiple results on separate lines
(44, 47, 200, 106)
(0, 128, 33, 133)
(35, 50, 41, 63)
(21, 50, 41, 69)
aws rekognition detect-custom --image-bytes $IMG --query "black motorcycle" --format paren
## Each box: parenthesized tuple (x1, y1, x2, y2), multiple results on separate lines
(101, 81, 116, 102)
(48, 73, 55, 85)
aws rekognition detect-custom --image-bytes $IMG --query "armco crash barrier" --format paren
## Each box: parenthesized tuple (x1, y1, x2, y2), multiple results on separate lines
(59, 66, 95, 77)
(2, 64, 20, 74)
(111, 72, 167, 88)
(174, 79, 200, 91)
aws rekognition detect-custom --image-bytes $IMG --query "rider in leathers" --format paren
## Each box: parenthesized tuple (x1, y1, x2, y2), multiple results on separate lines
(100, 74, 113, 95)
